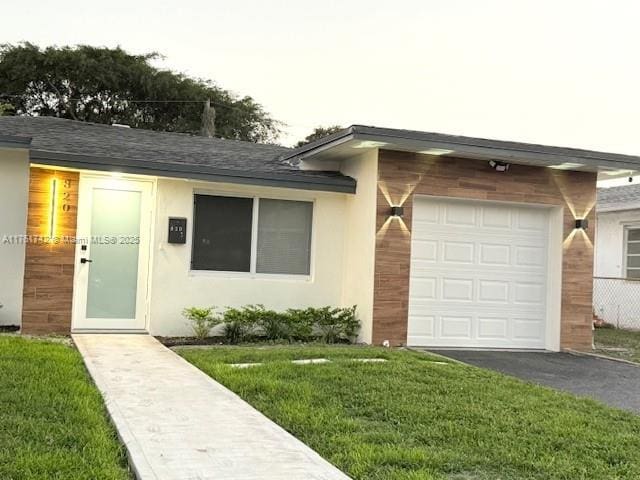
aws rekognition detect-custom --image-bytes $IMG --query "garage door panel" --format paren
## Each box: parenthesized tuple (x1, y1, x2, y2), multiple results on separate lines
(441, 278, 474, 301)
(408, 197, 549, 349)
(442, 241, 475, 263)
(478, 280, 509, 303)
(440, 316, 473, 338)
(477, 317, 509, 340)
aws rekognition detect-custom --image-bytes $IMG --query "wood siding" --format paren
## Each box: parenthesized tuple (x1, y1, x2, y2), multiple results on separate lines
(21, 167, 79, 334)
(373, 150, 597, 350)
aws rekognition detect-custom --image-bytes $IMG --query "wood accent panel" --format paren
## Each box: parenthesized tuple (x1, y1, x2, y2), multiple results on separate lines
(21, 168, 79, 335)
(374, 150, 597, 350)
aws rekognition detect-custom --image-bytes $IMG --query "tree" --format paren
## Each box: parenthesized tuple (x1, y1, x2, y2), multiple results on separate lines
(0, 103, 13, 116)
(0, 43, 280, 143)
(295, 125, 343, 147)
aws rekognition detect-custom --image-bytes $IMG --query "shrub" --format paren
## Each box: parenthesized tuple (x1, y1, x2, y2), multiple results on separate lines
(284, 309, 315, 342)
(310, 305, 359, 343)
(221, 305, 261, 344)
(182, 307, 220, 340)
(188, 304, 360, 344)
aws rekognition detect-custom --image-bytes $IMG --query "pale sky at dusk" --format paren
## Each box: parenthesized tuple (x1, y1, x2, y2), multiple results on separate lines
(4, 0, 640, 151)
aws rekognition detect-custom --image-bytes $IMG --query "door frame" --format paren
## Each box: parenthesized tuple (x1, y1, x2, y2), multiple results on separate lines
(71, 172, 156, 332)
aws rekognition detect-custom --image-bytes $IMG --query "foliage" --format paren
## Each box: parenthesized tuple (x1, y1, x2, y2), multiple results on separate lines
(310, 305, 359, 343)
(181, 345, 640, 480)
(0, 336, 130, 479)
(218, 304, 358, 343)
(0, 103, 14, 116)
(221, 306, 259, 344)
(182, 306, 220, 340)
(0, 43, 280, 142)
(294, 125, 343, 147)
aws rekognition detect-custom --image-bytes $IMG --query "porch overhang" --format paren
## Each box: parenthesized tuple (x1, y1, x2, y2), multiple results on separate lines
(283, 125, 640, 180)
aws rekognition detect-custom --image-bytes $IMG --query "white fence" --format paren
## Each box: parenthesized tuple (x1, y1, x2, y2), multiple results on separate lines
(593, 277, 640, 330)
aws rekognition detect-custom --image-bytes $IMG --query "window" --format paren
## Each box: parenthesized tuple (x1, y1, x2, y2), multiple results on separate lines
(626, 228, 640, 279)
(191, 194, 313, 275)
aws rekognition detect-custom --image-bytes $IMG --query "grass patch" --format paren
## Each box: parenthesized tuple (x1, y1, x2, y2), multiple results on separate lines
(0, 336, 131, 480)
(179, 345, 640, 480)
(594, 328, 640, 364)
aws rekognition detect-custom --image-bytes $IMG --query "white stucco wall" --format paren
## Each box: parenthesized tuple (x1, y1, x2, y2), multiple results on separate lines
(0, 148, 30, 326)
(148, 178, 349, 336)
(594, 209, 640, 277)
(339, 150, 378, 343)
(593, 209, 640, 329)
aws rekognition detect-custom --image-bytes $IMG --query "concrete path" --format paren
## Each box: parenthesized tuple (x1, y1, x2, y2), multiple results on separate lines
(430, 350, 640, 414)
(73, 334, 349, 480)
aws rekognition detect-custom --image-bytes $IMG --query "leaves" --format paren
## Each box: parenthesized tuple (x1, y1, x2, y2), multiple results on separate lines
(0, 43, 281, 143)
(295, 125, 343, 147)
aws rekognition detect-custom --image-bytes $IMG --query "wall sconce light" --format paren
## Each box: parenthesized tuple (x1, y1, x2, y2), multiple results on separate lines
(390, 206, 404, 218)
(575, 218, 589, 230)
(49, 178, 58, 239)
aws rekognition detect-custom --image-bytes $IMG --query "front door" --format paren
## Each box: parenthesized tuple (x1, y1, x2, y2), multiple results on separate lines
(72, 175, 153, 331)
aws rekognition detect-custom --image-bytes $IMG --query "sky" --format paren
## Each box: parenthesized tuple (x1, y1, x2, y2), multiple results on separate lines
(4, 0, 640, 152)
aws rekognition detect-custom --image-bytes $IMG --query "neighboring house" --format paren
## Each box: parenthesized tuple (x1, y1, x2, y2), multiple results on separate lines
(2, 117, 640, 350)
(594, 184, 640, 329)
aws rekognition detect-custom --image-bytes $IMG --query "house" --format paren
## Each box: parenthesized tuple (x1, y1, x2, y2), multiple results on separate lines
(593, 184, 640, 329)
(2, 117, 640, 350)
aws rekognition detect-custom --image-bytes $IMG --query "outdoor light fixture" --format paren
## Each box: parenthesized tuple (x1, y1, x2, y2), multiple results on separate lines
(390, 206, 404, 218)
(575, 218, 589, 230)
(49, 178, 58, 239)
(488, 160, 510, 172)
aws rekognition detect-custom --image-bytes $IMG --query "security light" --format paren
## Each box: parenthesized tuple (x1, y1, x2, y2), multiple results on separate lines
(488, 160, 510, 172)
(390, 206, 404, 218)
(575, 218, 589, 230)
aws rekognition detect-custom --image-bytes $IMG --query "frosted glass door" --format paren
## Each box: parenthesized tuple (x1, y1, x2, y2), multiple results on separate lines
(86, 188, 141, 319)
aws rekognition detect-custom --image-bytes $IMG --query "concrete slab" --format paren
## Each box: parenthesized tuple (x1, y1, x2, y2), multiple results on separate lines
(429, 349, 640, 414)
(73, 334, 350, 480)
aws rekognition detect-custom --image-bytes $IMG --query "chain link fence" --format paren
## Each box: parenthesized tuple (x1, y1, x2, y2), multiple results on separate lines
(593, 277, 640, 330)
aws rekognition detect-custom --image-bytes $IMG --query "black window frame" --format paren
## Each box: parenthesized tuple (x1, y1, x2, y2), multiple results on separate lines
(190, 193, 314, 276)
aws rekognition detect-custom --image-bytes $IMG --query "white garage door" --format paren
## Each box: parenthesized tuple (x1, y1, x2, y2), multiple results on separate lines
(408, 197, 550, 349)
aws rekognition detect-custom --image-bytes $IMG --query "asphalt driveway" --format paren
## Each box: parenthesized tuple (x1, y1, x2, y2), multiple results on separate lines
(429, 350, 640, 414)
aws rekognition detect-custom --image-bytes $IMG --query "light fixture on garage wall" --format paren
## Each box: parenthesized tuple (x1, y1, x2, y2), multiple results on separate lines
(575, 218, 589, 230)
(488, 160, 510, 172)
(390, 206, 404, 218)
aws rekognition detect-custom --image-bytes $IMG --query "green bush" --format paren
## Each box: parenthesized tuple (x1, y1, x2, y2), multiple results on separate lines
(182, 306, 220, 340)
(307, 305, 359, 343)
(221, 306, 259, 344)
(184, 304, 360, 344)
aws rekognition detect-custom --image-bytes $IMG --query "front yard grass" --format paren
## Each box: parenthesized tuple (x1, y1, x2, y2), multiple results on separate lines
(180, 345, 640, 480)
(594, 327, 640, 364)
(0, 336, 131, 480)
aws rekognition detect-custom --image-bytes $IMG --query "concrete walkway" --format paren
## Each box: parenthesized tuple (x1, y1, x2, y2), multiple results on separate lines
(73, 334, 349, 480)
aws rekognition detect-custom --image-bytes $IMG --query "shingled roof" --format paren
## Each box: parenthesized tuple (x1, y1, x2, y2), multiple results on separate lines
(597, 183, 640, 212)
(0, 116, 355, 193)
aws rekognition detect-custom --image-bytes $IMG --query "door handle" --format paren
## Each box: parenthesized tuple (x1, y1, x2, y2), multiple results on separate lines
(80, 258, 93, 264)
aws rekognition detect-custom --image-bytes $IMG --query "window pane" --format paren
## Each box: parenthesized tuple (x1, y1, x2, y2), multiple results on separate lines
(627, 268, 640, 279)
(87, 188, 140, 319)
(192, 195, 253, 271)
(628, 229, 640, 242)
(256, 199, 312, 275)
(628, 242, 640, 255)
(627, 256, 640, 268)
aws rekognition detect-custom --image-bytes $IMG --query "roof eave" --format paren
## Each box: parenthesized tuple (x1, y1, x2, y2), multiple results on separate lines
(0, 134, 32, 149)
(30, 150, 356, 194)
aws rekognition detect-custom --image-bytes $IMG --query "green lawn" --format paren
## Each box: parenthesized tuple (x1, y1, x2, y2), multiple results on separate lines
(180, 345, 640, 480)
(594, 328, 640, 364)
(0, 336, 131, 480)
